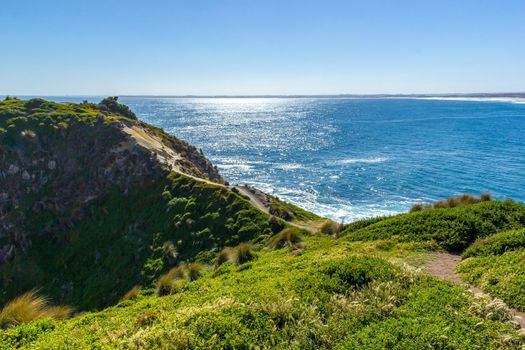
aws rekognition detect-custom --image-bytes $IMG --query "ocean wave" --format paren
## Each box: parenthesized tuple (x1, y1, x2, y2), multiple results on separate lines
(336, 157, 389, 165)
(274, 163, 303, 170)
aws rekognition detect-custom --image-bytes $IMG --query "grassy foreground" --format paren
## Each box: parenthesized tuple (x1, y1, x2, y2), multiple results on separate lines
(1, 234, 523, 349)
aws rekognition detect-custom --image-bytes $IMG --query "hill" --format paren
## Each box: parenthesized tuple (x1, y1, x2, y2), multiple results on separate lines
(0, 98, 524, 349)
(0, 97, 298, 310)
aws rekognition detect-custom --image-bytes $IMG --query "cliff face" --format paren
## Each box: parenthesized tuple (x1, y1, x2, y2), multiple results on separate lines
(0, 98, 273, 309)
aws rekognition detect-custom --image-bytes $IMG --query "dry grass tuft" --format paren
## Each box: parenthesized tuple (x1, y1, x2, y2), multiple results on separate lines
(233, 243, 255, 266)
(269, 227, 305, 251)
(0, 290, 72, 329)
(410, 193, 492, 212)
(120, 286, 141, 302)
(216, 247, 234, 267)
(320, 219, 344, 237)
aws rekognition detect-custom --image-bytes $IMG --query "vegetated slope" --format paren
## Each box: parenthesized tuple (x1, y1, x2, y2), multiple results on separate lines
(1, 235, 522, 349)
(457, 228, 525, 309)
(342, 197, 525, 312)
(0, 98, 279, 310)
(342, 200, 525, 250)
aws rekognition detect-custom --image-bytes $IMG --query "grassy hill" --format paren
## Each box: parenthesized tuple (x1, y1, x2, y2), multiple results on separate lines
(0, 98, 281, 310)
(1, 98, 524, 349)
(1, 234, 523, 349)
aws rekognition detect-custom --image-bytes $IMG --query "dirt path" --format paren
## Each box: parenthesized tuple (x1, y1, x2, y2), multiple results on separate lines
(424, 252, 525, 329)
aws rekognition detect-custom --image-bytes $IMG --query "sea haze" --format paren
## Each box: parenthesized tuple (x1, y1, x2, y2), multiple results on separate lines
(37, 97, 525, 221)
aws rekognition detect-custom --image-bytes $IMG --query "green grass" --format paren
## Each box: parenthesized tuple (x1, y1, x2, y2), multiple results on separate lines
(342, 200, 525, 251)
(1, 172, 275, 310)
(462, 228, 525, 257)
(457, 249, 525, 310)
(0, 235, 521, 349)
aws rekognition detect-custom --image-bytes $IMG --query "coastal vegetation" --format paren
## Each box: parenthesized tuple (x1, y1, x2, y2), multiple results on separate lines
(1, 98, 524, 349)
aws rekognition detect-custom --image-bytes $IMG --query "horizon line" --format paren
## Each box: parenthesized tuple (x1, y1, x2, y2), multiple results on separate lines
(3, 92, 525, 99)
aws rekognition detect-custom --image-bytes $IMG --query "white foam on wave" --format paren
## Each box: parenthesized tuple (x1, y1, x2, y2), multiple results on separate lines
(274, 163, 303, 170)
(336, 157, 389, 165)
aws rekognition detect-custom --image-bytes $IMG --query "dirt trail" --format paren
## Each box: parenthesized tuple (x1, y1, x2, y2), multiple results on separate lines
(424, 252, 525, 329)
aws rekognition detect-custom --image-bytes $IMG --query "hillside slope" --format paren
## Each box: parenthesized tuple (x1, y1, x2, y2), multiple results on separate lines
(0, 98, 282, 310)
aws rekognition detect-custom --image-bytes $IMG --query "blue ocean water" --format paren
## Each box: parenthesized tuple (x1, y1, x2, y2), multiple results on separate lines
(38, 97, 525, 221)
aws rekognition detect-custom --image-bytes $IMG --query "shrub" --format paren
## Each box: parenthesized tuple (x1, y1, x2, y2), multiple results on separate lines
(321, 256, 399, 293)
(119, 286, 141, 302)
(98, 96, 137, 120)
(269, 227, 306, 251)
(463, 228, 525, 257)
(0, 291, 72, 329)
(268, 216, 285, 233)
(233, 243, 255, 266)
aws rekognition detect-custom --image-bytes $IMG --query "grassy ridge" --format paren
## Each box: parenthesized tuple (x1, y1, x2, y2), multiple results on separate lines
(342, 200, 525, 250)
(0, 236, 521, 349)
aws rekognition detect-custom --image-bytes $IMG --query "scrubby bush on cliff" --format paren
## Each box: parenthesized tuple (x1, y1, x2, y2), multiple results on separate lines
(98, 96, 137, 120)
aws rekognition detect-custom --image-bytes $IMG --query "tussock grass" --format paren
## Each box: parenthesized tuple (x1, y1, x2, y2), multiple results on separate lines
(269, 227, 306, 251)
(233, 243, 255, 266)
(156, 274, 175, 296)
(320, 219, 344, 237)
(410, 193, 492, 212)
(215, 243, 256, 267)
(215, 247, 234, 267)
(156, 263, 203, 295)
(187, 263, 203, 281)
(0, 290, 72, 329)
(120, 286, 141, 302)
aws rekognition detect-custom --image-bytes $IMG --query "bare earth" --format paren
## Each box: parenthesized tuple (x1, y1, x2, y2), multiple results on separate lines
(424, 252, 525, 330)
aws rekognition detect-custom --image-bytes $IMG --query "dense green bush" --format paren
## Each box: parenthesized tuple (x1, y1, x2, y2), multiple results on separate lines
(462, 228, 525, 257)
(342, 200, 525, 251)
(320, 256, 399, 293)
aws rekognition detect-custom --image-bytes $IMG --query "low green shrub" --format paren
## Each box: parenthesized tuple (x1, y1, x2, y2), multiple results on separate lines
(462, 228, 525, 257)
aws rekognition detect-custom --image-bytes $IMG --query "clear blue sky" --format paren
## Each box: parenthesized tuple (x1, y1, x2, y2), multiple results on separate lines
(1, 0, 524, 95)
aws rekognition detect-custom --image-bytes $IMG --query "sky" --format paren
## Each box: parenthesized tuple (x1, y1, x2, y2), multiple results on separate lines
(1, 0, 524, 95)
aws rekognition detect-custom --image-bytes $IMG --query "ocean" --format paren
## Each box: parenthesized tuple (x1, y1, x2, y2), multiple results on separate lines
(36, 97, 525, 221)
